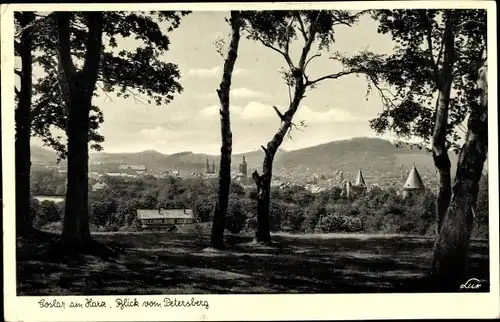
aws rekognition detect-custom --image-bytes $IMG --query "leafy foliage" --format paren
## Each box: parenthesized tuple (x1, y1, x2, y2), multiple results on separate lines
(336, 9, 487, 152)
(30, 170, 489, 239)
(15, 11, 190, 159)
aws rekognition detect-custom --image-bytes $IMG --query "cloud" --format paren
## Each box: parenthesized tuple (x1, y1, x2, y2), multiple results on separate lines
(187, 66, 220, 77)
(187, 67, 250, 78)
(138, 126, 179, 139)
(234, 68, 251, 76)
(199, 105, 220, 117)
(296, 106, 360, 123)
(198, 102, 360, 124)
(237, 101, 274, 120)
(197, 87, 269, 99)
(232, 88, 268, 98)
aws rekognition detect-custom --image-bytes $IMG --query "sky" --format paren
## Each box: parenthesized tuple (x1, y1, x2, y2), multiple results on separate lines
(31, 11, 397, 155)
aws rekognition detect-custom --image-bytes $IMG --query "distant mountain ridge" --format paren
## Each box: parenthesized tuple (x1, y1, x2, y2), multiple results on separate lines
(31, 137, 464, 181)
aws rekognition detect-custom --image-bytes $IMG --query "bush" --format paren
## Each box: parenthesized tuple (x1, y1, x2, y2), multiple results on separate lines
(226, 199, 247, 234)
(29, 168, 488, 237)
(33, 200, 62, 228)
(315, 213, 363, 233)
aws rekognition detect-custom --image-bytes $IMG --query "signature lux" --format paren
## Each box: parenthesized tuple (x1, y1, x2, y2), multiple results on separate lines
(460, 278, 482, 290)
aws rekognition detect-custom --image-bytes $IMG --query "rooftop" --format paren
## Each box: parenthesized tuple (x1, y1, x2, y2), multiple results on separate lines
(119, 164, 146, 171)
(137, 208, 194, 220)
(403, 166, 425, 190)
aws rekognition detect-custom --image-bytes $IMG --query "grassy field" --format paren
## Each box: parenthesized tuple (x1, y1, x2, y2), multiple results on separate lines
(16, 231, 490, 295)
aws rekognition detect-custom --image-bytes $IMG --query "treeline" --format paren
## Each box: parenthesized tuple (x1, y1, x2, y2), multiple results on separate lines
(31, 174, 489, 239)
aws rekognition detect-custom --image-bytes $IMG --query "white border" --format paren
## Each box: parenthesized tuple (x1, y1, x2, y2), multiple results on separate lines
(2, 2, 499, 321)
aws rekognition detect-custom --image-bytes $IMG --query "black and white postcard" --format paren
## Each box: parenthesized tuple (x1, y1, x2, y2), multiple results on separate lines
(2, 1, 499, 321)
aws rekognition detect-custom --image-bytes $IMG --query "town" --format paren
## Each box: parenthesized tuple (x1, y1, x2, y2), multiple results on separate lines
(9, 7, 491, 303)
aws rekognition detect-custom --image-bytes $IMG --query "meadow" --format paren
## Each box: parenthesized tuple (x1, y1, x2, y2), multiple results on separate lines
(17, 230, 490, 295)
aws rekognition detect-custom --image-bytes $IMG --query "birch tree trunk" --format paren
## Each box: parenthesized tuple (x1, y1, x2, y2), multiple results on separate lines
(431, 17, 456, 235)
(211, 11, 242, 249)
(432, 63, 488, 289)
(253, 77, 307, 243)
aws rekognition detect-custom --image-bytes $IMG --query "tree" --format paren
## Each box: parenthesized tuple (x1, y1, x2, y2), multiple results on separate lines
(14, 12, 36, 236)
(47, 11, 189, 250)
(242, 10, 368, 243)
(52, 11, 104, 249)
(432, 59, 487, 288)
(338, 9, 487, 288)
(211, 11, 243, 249)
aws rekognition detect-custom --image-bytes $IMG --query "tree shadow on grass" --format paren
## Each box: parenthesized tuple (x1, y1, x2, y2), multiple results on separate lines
(17, 231, 490, 295)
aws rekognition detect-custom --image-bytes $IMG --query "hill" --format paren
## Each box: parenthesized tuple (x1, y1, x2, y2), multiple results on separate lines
(272, 137, 457, 184)
(31, 137, 462, 185)
(31, 146, 59, 165)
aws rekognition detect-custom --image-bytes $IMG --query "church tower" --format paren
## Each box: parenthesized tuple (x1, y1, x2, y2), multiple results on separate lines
(402, 165, 425, 198)
(239, 155, 248, 177)
(350, 169, 367, 196)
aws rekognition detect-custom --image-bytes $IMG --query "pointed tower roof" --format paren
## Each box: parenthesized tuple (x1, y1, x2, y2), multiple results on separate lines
(242, 155, 247, 164)
(403, 166, 425, 190)
(355, 169, 366, 187)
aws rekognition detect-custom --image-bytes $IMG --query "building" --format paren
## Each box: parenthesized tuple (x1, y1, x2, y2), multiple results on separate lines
(162, 170, 181, 177)
(350, 169, 367, 196)
(340, 179, 352, 199)
(105, 172, 137, 178)
(137, 208, 195, 231)
(33, 195, 65, 204)
(92, 182, 108, 192)
(402, 165, 425, 198)
(238, 155, 248, 177)
(118, 164, 147, 175)
(206, 158, 217, 174)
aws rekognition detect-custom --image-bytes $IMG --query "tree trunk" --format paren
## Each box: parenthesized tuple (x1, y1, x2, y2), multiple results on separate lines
(15, 13, 36, 236)
(253, 79, 307, 243)
(431, 16, 456, 235)
(55, 12, 103, 251)
(251, 11, 319, 243)
(211, 11, 241, 249)
(253, 156, 273, 243)
(62, 99, 92, 248)
(432, 64, 488, 290)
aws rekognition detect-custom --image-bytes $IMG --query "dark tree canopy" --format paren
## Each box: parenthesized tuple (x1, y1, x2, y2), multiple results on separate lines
(338, 9, 487, 152)
(15, 11, 190, 159)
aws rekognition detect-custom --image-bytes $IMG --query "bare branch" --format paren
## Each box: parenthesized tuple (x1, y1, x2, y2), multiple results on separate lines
(420, 11, 439, 81)
(287, 82, 293, 105)
(260, 145, 271, 157)
(125, 88, 147, 105)
(283, 16, 295, 58)
(287, 120, 306, 141)
(306, 70, 358, 87)
(435, 29, 445, 68)
(362, 73, 399, 112)
(96, 82, 113, 102)
(304, 53, 321, 72)
(298, 13, 321, 69)
(255, 35, 295, 69)
(273, 105, 286, 122)
(331, 10, 371, 27)
(295, 13, 308, 43)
